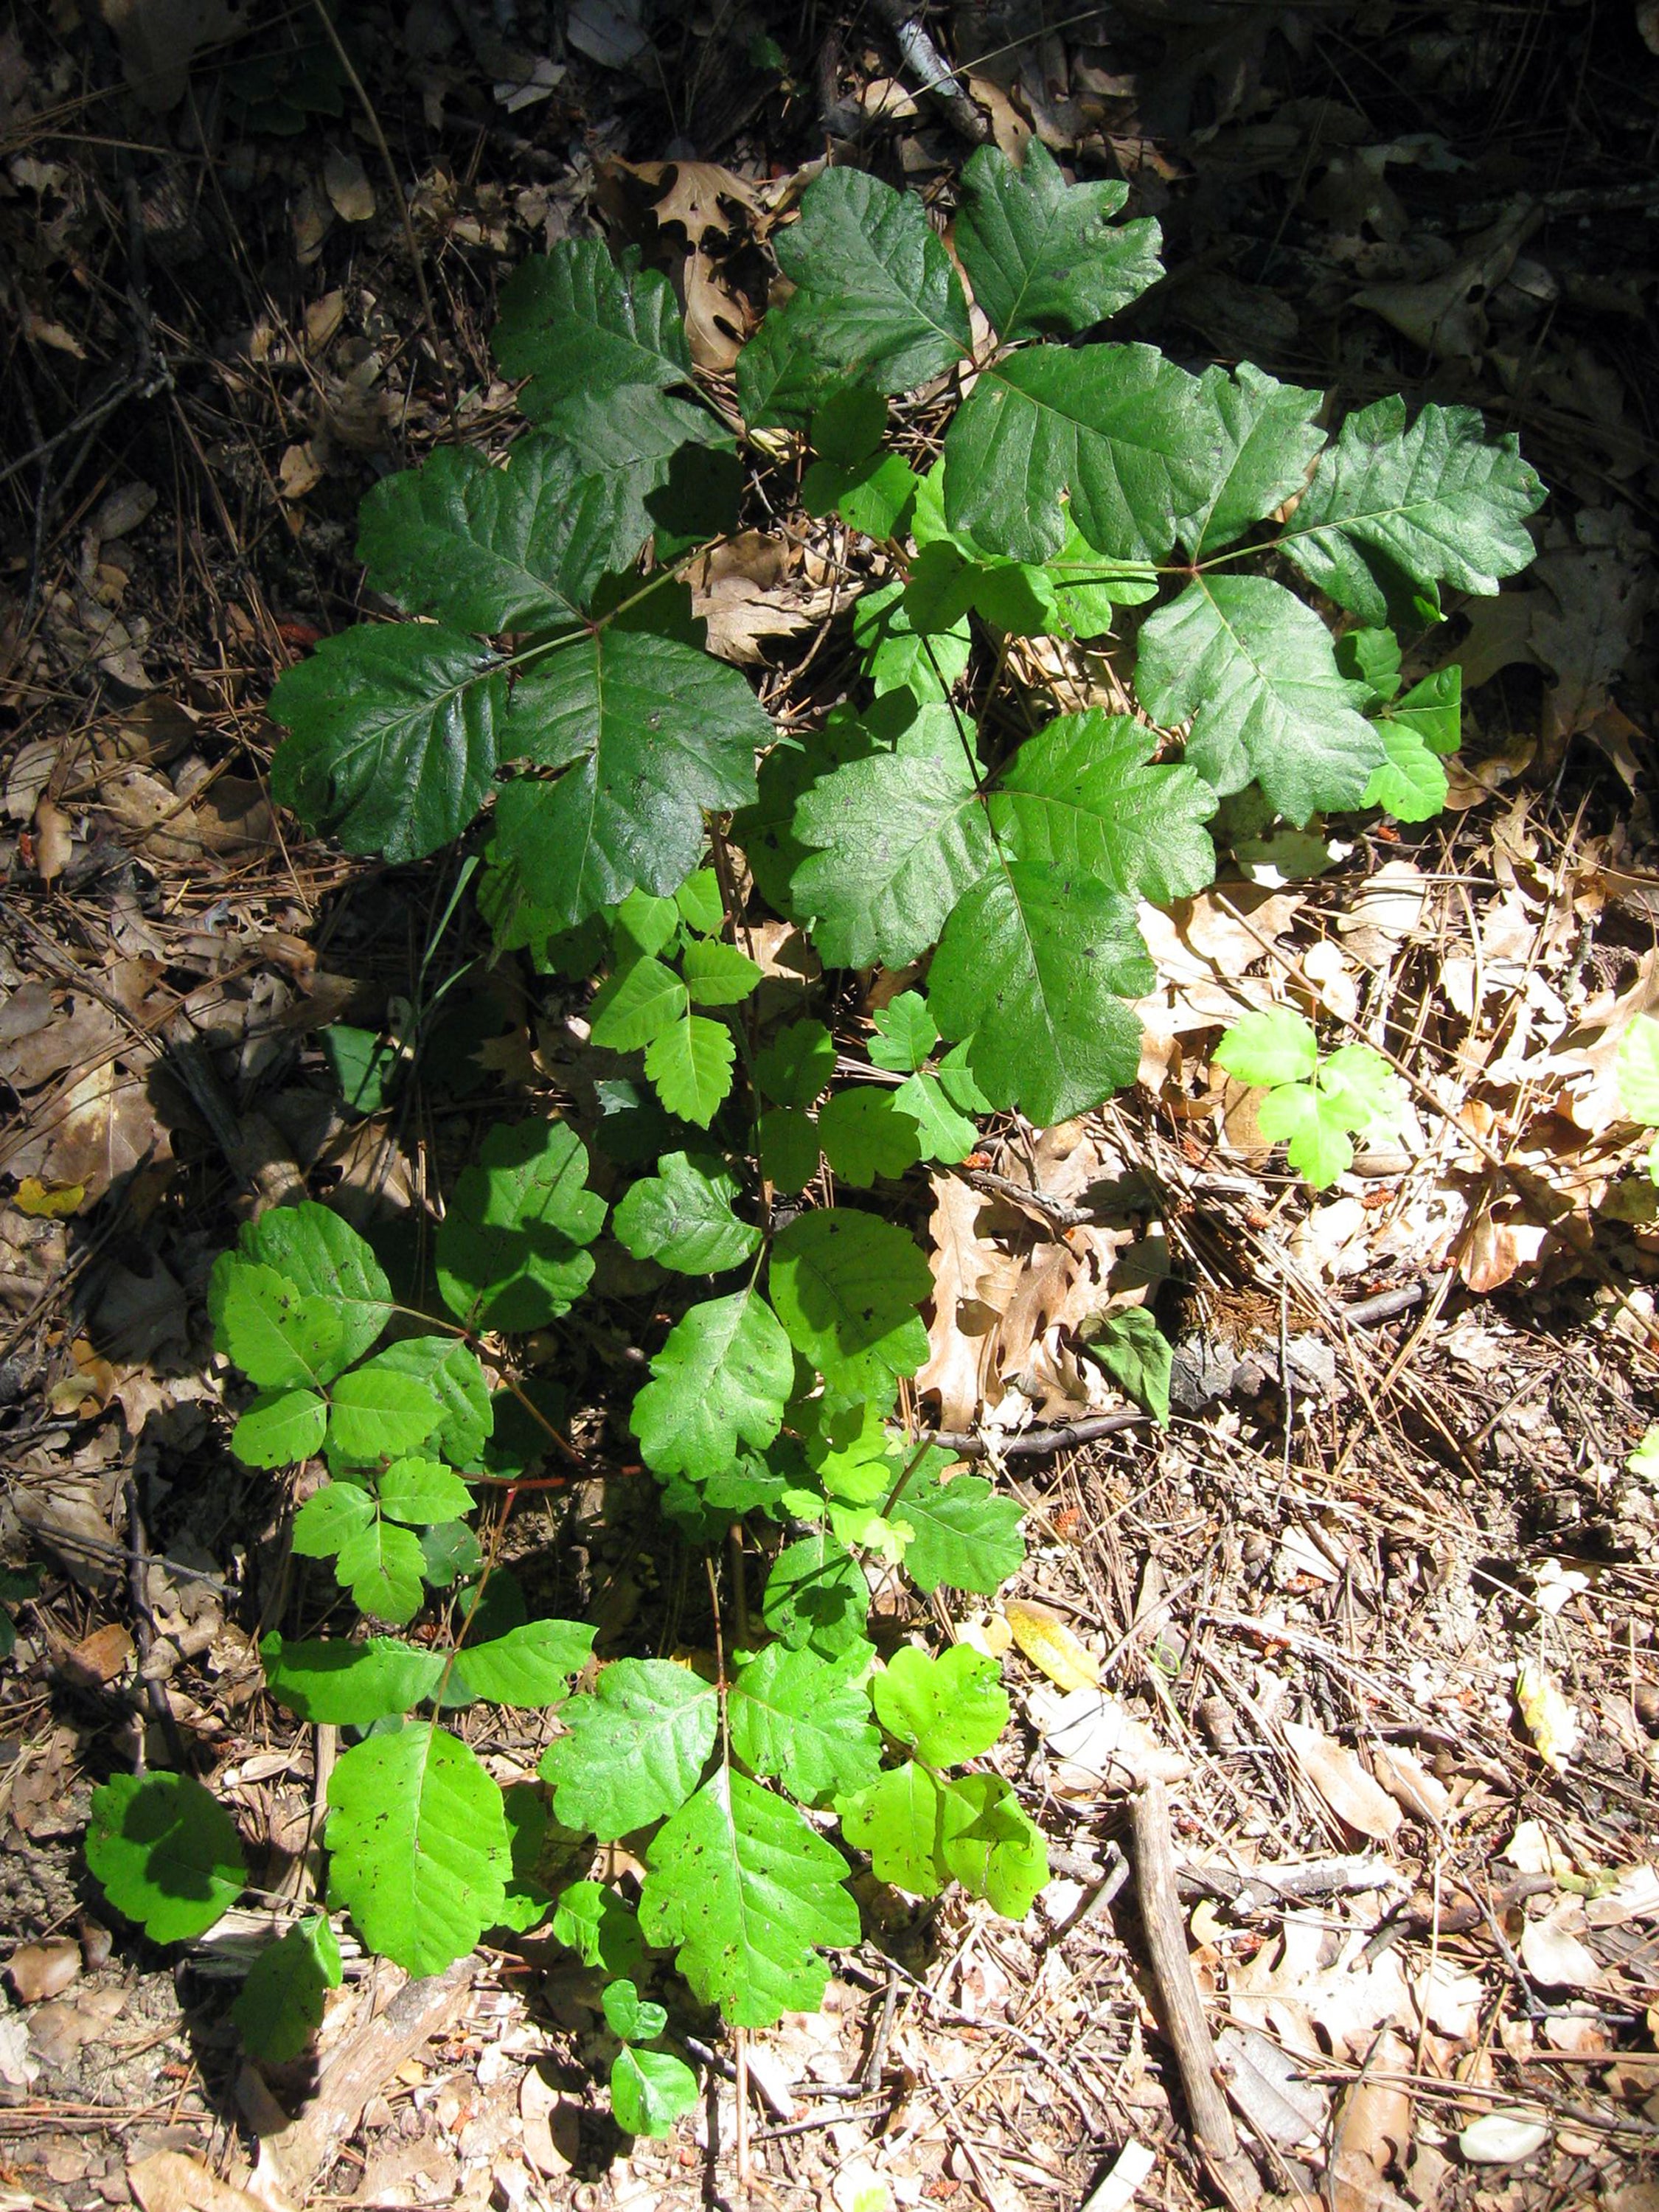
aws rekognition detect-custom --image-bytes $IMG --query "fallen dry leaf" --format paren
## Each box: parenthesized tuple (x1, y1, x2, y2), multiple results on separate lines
(1030, 1682, 1188, 1792)
(1005, 1599, 1099, 1690)
(1515, 1659, 1579, 1772)
(1328, 2031, 1413, 2212)
(128, 2151, 269, 2212)
(8, 1937, 81, 2005)
(1283, 1721, 1402, 1843)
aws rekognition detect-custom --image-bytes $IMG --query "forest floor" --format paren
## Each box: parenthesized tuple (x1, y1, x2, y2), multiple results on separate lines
(2, 3, 1659, 2210)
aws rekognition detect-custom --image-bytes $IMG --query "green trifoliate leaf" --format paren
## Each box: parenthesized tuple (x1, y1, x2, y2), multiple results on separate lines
(869, 992, 939, 1074)
(229, 1202, 392, 1368)
(613, 888, 681, 958)
(1630, 1425, 1659, 1481)
(631, 1289, 793, 1481)
(355, 437, 634, 635)
(1047, 516, 1159, 631)
(233, 1388, 327, 1468)
(611, 2045, 700, 2139)
(853, 578, 971, 704)
(321, 1023, 396, 1116)
(522, 386, 739, 554)
(493, 240, 692, 414)
(1256, 1084, 1354, 1189)
(956, 137, 1162, 341)
(897, 1464, 1026, 1594)
(1281, 397, 1544, 625)
(539, 1659, 719, 1838)
(939, 1774, 1047, 1917)
(640, 1767, 860, 2025)
(990, 710, 1217, 905)
(1336, 625, 1403, 703)
(452, 1619, 594, 1707)
(367, 1338, 493, 1468)
(754, 1018, 835, 1107)
(327, 1358, 443, 1462)
(760, 1107, 821, 1194)
(613, 1151, 761, 1274)
(1385, 664, 1461, 754)
(737, 169, 970, 429)
(891, 1073, 978, 1164)
(812, 389, 887, 466)
(675, 868, 725, 935)
(291, 1480, 375, 1558)
(335, 1519, 427, 1624)
(602, 1978, 667, 2044)
(232, 1914, 341, 2065)
(437, 1119, 605, 1332)
(728, 1643, 883, 1804)
(929, 863, 1152, 1127)
(874, 1644, 1008, 1764)
(1178, 364, 1327, 559)
(212, 1260, 347, 1391)
(1364, 718, 1447, 821)
(1136, 577, 1382, 823)
(495, 1781, 554, 1933)
(790, 739, 995, 970)
(943, 343, 1211, 564)
(769, 1210, 931, 1401)
(681, 939, 762, 1007)
(377, 1457, 474, 1526)
(326, 1723, 509, 1976)
(643, 1011, 736, 1127)
(1318, 1043, 1405, 1135)
(552, 1880, 647, 1977)
(269, 623, 504, 865)
(841, 1763, 945, 1895)
(87, 1772, 246, 1942)
(492, 629, 766, 932)
(260, 1632, 445, 1725)
(1618, 1015, 1659, 1124)
(802, 451, 920, 540)
(762, 1530, 871, 1658)
(1087, 1307, 1172, 1424)
(590, 956, 689, 1051)
(816, 1089, 922, 1187)
(1214, 1009, 1318, 1088)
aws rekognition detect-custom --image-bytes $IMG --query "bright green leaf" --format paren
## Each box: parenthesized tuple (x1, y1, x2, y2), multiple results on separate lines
(232, 1915, 341, 2064)
(328, 1360, 443, 1461)
(869, 992, 938, 1074)
(377, 1457, 474, 1526)
(956, 137, 1161, 341)
(1256, 1083, 1354, 1188)
(611, 2045, 700, 2138)
(681, 939, 762, 1007)
(1364, 717, 1447, 821)
(212, 1261, 347, 1391)
(1087, 1307, 1172, 1424)
(852, 579, 971, 705)
(551, 1879, 647, 1976)
(335, 1519, 427, 1625)
(762, 1530, 871, 1658)
(816, 1089, 922, 1186)
(613, 888, 681, 958)
(938, 1774, 1046, 1916)
(233, 1387, 327, 1469)
(590, 956, 689, 1051)
(368, 1338, 493, 1467)
(769, 1210, 931, 1401)
(291, 1481, 375, 1558)
(602, 1978, 667, 2044)
(991, 710, 1217, 905)
(87, 1773, 246, 1942)
(891, 1072, 978, 1164)
(644, 1012, 736, 1127)
(1318, 1043, 1406, 1135)
(631, 1289, 794, 1481)
(613, 1151, 760, 1273)
(728, 1642, 883, 1804)
(1386, 664, 1461, 754)
(1214, 1009, 1318, 1088)
(898, 1464, 1026, 1594)
(229, 1203, 392, 1368)
(675, 868, 725, 936)
(841, 1763, 945, 1896)
(261, 1632, 445, 1725)
(1618, 1016, 1659, 1125)
(539, 1658, 719, 1838)
(874, 1644, 1008, 1764)
(454, 1618, 595, 1707)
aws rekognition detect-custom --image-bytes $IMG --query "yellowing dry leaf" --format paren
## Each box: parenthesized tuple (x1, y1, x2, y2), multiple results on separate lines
(14, 1177, 84, 1219)
(1516, 1660, 1579, 1772)
(1006, 1599, 1099, 1690)
(1283, 1720, 1402, 1843)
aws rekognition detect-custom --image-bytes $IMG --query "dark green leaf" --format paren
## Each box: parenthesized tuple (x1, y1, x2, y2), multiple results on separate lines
(368, 1337, 493, 1467)
(990, 709, 1217, 905)
(1178, 364, 1326, 559)
(437, 1119, 605, 1332)
(898, 1464, 1026, 1594)
(262, 1631, 445, 1724)
(493, 241, 692, 414)
(87, 1772, 246, 1942)
(768, 1210, 931, 1402)
(956, 137, 1161, 341)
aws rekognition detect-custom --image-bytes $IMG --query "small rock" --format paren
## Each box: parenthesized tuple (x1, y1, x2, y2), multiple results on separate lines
(9, 1937, 82, 2004)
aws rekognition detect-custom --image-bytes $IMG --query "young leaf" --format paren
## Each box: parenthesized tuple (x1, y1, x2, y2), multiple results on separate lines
(1087, 1307, 1172, 1424)
(738, 169, 970, 428)
(1214, 1009, 1318, 1088)
(943, 344, 1209, 564)
(437, 1119, 606, 1332)
(355, 437, 636, 635)
(1364, 717, 1447, 822)
(335, 1520, 427, 1625)
(539, 1658, 719, 1838)
(873, 1644, 1009, 1764)
(614, 888, 681, 958)
(291, 1481, 375, 1559)
(630, 1290, 794, 1481)
(928, 864, 1152, 1127)
(491, 628, 767, 932)
(326, 1723, 509, 1976)
(681, 939, 762, 1007)
(493, 240, 693, 414)
(938, 1774, 1047, 1917)
(990, 711, 1218, 905)
(768, 1211, 931, 1401)
(269, 624, 505, 865)
(368, 1338, 493, 1467)
(956, 138, 1161, 341)
(590, 956, 690, 1051)
(1256, 1083, 1354, 1188)
(552, 1879, 647, 1977)
(762, 1529, 871, 1658)
(260, 1632, 446, 1725)
(611, 2045, 700, 2138)
(328, 1360, 443, 1461)
(754, 1019, 835, 1107)
(1136, 577, 1383, 824)
(1338, 625, 1405, 703)
(728, 1643, 883, 1804)
(602, 1978, 667, 2044)
(419, 1520, 481, 1588)
(233, 1387, 327, 1469)
(869, 992, 938, 1074)
(1318, 1043, 1405, 1135)
(891, 1073, 978, 1165)
(790, 739, 996, 970)
(841, 1761, 945, 1895)
(87, 1772, 247, 1942)
(451, 1618, 595, 1708)
(1618, 1015, 1659, 1124)
(675, 867, 725, 933)
(1385, 664, 1461, 754)
(1280, 397, 1545, 626)
(231, 1914, 341, 2064)
(639, 1766, 860, 2025)
(212, 1261, 347, 1391)
(230, 1203, 392, 1368)
(377, 1457, 475, 1525)
(613, 1151, 762, 1273)
(898, 1464, 1026, 1595)
(1178, 364, 1327, 560)
(643, 1011, 736, 1127)
(815, 1090, 922, 1187)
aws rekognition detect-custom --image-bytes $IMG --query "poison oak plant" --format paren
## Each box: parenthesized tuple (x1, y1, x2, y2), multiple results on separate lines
(87, 146, 1544, 2122)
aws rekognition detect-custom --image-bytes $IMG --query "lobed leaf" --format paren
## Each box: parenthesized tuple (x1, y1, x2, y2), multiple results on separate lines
(611, 2045, 700, 2138)
(728, 1642, 883, 1804)
(437, 1119, 605, 1332)
(368, 1337, 493, 1467)
(328, 1357, 444, 1461)
(815, 1090, 922, 1187)
(227, 1203, 392, 1368)
(1178, 364, 1326, 560)
(630, 1289, 794, 1482)
(768, 1211, 931, 1402)
(897, 1464, 1026, 1594)
(873, 1644, 1008, 1765)
(233, 1386, 327, 1468)
(761, 1529, 871, 1657)
(539, 1658, 719, 1838)
(643, 1011, 737, 1127)
(938, 1773, 1048, 1916)
(334, 1518, 427, 1625)
(493, 240, 692, 414)
(990, 710, 1217, 906)
(613, 1151, 762, 1274)
(956, 137, 1161, 342)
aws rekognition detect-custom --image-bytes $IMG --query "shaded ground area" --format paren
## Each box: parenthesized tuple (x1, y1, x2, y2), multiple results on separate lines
(2, 3, 1658, 2208)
